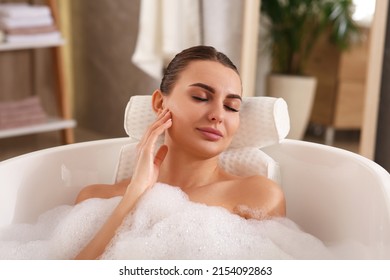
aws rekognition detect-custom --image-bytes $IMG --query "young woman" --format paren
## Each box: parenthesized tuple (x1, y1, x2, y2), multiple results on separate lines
(74, 45, 286, 259)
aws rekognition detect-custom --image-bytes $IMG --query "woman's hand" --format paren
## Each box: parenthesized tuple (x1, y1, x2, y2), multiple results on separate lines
(125, 108, 172, 197)
(75, 108, 171, 260)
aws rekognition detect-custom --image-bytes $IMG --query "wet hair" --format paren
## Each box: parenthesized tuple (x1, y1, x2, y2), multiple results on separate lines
(160, 45, 240, 94)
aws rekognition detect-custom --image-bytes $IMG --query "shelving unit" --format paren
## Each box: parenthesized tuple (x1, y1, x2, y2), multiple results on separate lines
(0, 38, 64, 51)
(0, 0, 75, 144)
(0, 117, 75, 138)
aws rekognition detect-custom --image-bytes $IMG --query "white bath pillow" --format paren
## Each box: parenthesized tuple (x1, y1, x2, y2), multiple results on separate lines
(124, 95, 290, 148)
(219, 147, 281, 183)
(115, 95, 289, 185)
(115, 142, 138, 183)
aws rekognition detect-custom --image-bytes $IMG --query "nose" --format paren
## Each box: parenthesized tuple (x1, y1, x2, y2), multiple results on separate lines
(208, 103, 224, 123)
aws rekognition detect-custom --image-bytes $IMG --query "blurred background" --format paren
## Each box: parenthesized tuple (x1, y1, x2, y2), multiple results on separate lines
(0, 0, 389, 171)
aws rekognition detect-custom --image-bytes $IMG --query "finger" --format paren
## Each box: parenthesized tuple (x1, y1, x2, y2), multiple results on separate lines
(154, 145, 168, 167)
(137, 110, 171, 152)
(137, 117, 172, 158)
(144, 118, 172, 151)
(154, 108, 170, 124)
(139, 110, 171, 145)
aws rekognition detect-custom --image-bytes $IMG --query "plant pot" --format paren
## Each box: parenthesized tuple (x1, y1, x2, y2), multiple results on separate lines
(266, 74, 317, 139)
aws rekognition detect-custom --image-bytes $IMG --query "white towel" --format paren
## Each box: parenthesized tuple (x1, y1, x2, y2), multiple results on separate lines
(5, 31, 61, 43)
(0, 4, 51, 19)
(132, 0, 201, 80)
(5, 25, 58, 35)
(0, 96, 48, 129)
(0, 15, 53, 30)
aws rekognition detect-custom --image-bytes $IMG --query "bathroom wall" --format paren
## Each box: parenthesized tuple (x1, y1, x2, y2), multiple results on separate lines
(71, 0, 158, 138)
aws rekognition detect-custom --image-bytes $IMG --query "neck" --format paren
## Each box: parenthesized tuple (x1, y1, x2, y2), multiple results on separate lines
(157, 146, 221, 190)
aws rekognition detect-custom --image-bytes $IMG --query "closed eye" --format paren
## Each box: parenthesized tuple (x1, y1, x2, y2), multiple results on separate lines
(192, 96, 240, 112)
(224, 105, 239, 112)
(192, 96, 208, 102)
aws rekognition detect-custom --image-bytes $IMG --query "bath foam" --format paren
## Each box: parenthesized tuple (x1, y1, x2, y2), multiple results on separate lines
(102, 183, 332, 259)
(0, 197, 120, 259)
(0, 183, 333, 259)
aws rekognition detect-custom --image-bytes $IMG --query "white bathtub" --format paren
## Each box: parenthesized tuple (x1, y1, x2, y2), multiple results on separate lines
(1, 138, 389, 259)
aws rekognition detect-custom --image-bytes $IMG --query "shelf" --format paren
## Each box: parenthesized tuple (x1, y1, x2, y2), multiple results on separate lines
(0, 117, 76, 138)
(0, 0, 75, 143)
(0, 38, 64, 52)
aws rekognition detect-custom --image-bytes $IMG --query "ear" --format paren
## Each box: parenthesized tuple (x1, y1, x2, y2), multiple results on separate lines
(152, 89, 165, 114)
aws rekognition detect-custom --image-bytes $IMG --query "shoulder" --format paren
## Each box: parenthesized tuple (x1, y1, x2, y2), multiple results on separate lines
(74, 178, 130, 204)
(233, 175, 286, 219)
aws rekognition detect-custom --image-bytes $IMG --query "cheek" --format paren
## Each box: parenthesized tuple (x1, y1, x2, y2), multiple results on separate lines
(168, 101, 199, 125)
(166, 99, 185, 119)
(227, 117, 240, 136)
(166, 106, 190, 134)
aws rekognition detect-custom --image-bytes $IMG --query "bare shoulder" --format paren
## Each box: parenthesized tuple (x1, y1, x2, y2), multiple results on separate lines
(233, 175, 286, 219)
(74, 178, 130, 204)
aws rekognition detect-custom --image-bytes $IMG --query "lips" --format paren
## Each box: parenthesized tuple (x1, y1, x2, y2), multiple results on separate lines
(196, 127, 223, 141)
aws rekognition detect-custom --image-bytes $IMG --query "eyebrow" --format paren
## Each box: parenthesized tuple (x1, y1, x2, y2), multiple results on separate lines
(189, 83, 242, 101)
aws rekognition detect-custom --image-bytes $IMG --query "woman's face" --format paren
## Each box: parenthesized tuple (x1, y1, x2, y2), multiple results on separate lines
(163, 60, 242, 159)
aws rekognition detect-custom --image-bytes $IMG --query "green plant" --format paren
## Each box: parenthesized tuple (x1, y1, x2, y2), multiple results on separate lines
(261, 0, 361, 75)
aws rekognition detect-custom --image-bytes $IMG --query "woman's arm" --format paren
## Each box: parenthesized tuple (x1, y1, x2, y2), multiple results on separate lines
(75, 108, 172, 259)
(74, 182, 144, 259)
(74, 179, 131, 204)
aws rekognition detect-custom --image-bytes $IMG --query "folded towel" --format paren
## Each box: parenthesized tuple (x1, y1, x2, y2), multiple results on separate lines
(0, 15, 53, 30)
(0, 4, 50, 19)
(5, 31, 61, 43)
(0, 96, 47, 112)
(0, 114, 48, 129)
(0, 103, 46, 120)
(0, 96, 48, 129)
(5, 24, 57, 35)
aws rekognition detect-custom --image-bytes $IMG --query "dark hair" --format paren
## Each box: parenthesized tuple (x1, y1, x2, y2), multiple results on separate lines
(160, 45, 240, 94)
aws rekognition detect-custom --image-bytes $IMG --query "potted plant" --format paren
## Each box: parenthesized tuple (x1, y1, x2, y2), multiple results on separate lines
(260, 0, 360, 139)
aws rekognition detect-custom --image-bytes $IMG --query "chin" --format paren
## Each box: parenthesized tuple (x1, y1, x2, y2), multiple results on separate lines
(191, 140, 231, 159)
